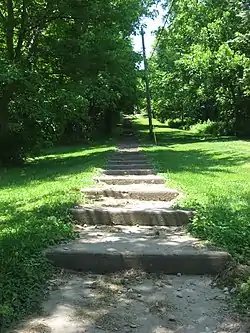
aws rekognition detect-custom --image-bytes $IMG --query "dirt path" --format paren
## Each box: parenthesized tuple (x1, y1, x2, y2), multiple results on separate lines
(13, 270, 248, 333)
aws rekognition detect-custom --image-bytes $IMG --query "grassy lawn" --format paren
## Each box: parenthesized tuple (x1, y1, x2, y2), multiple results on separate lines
(0, 142, 114, 330)
(133, 116, 250, 305)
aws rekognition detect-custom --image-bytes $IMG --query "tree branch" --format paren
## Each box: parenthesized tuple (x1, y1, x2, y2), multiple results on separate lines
(7, 0, 14, 60)
(24, 13, 83, 62)
(28, 15, 84, 32)
(15, 0, 27, 59)
(0, 8, 6, 22)
(26, 27, 45, 63)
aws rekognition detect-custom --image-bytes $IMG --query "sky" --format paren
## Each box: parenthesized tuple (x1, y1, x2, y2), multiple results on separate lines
(132, 4, 165, 57)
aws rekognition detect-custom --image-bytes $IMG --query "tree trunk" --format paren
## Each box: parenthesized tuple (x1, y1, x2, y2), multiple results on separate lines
(230, 82, 240, 136)
(103, 108, 113, 136)
(0, 86, 12, 135)
(0, 83, 16, 133)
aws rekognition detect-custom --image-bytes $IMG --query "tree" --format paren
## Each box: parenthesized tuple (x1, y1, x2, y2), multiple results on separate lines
(150, 0, 250, 136)
(0, 0, 152, 164)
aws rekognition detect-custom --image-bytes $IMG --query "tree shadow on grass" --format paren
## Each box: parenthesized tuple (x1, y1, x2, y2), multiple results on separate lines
(188, 193, 250, 262)
(133, 120, 237, 146)
(154, 131, 236, 146)
(0, 143, 116, 329)
(143, 147, 249, 175)
(152, 124, 169, 129)
(40, 141, 114, 158)
(0, 193, 75, 233)
(0, 199, 78, 330)
(142, 144, 250, 264)
(0, 146, 114, 190)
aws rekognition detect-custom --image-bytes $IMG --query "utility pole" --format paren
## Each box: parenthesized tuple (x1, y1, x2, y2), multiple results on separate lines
(141, 27, 154, 140)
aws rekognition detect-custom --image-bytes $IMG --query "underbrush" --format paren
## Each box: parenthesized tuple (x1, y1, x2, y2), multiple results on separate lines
(190, 119, 232, 136)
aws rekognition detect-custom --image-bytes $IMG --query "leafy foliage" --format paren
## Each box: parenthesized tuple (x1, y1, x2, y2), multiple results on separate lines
(0, 0, 151, 165)
(149, 0, 250, 136)
(190, 119, 227, 136)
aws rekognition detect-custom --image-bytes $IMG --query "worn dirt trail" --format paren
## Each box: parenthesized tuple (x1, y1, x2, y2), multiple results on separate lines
(13, 270, 248, 333)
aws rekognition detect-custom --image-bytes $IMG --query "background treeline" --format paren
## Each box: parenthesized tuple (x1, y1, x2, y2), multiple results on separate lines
(147, 0, 250, 137)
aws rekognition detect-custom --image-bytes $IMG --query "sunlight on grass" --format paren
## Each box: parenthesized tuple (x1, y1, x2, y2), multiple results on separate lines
(133, 116, 250, 307)
(133, 116, 250, 262)
(0, 144, 114, 329)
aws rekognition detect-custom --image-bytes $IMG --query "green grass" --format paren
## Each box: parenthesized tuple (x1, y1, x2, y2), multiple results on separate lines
(0, 143, 114, 330)
(133, 116, 250, 306)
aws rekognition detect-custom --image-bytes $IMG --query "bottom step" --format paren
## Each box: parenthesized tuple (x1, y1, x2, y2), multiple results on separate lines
(46, 226, 231, 275)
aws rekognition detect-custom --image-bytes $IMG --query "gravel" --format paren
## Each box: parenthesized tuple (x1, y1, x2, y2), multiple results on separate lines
(12, 270, 248, 333)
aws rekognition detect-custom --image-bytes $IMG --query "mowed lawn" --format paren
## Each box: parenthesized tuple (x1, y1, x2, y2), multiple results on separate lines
(0, 143, 114, 329)
(133, 116, 250, 263)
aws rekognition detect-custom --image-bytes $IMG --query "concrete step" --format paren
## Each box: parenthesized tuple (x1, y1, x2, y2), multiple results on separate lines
(108, 160, 149, 166)
(115, 148, 140, 151)
(101, 169, 156, 176)
(109, 158, 149, 164)
(71, 203, 192, 226)
(106, 164, 151, 170)
(81, 198, 176, 208)
(94, 175, 165, 185)
(112, 155, 145, 159)
(81, 185, 180, 201)
(118, 142, 138, 147)
(46, 226, 231, 275)
(113, 152, 143, 157)
(112, 155, 145, 160)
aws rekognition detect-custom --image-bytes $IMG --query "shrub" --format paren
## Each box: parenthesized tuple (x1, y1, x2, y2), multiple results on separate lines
(166, 117, 193, 130)
(238, 278, 250, 310)
(166, 118, 184, 129)
(190, 119, 230, 136)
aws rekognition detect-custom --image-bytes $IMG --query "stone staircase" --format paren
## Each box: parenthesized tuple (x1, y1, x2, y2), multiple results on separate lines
(46, 118, 230, 275)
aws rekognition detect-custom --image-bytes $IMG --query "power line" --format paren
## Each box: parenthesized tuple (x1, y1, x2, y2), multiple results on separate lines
(149, 0, 175, 60)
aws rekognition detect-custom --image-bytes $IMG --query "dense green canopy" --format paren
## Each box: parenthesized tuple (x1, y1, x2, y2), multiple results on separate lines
(149, 0, 250, 136)
(0, 0, 154, 164)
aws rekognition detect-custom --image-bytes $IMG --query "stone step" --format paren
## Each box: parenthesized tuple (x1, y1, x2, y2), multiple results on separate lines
(81, 186, 180, 201)
(112, 155, 144, 160)
(46, 226, 231, 275)
(108, 160, 149, 166)
(82, 198, 176, 208)
(113, 156, 145, 160)
(94, 175, 165, 185)
(109, 158, 148, 164)
(71, 204, 192, 226)
(101, 169, 156, 176)
(113, 152, 143, 157)
(106, 164, 151, 170)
